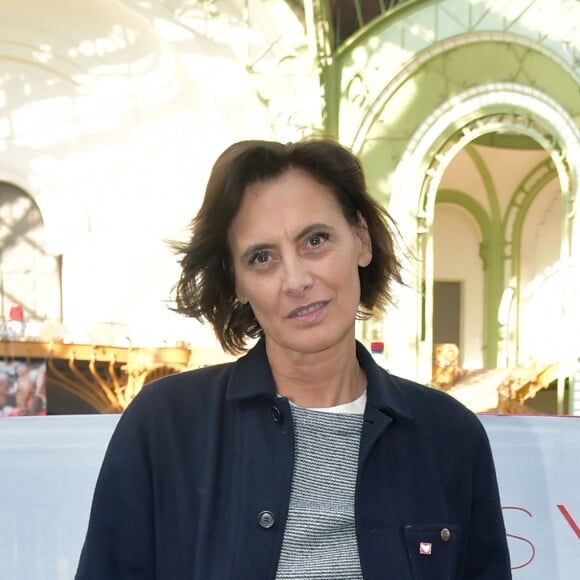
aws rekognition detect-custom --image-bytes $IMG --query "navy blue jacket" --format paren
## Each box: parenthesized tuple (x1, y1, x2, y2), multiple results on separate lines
(76, 340, 511, 579)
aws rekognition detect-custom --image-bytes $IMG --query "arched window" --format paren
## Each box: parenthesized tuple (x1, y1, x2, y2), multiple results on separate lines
(0, 182, 61, 334)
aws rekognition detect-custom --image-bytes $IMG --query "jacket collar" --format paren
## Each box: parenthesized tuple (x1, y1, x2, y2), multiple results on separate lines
(355, 341, 413, 421)
(226, 338, 413, 421)
(226, 339, 277, 400)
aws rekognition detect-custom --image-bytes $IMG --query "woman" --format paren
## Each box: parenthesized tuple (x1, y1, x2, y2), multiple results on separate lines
(76, 138, 511, 579)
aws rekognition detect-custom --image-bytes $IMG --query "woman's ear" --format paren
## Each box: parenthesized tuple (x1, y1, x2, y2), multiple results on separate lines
(355, 212, 372, 267)
(235, 284, 248, 304)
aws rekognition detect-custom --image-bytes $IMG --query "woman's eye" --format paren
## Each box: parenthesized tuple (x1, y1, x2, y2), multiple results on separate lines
(307, 232, 329, 247)
(249, 250, 270, 265)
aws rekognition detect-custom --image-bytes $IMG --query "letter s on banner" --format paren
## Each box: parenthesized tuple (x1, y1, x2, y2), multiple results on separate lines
(503, 506, 536, 570)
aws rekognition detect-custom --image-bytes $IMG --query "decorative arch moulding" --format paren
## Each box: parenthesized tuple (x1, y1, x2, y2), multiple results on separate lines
(391, 83, 580, 212)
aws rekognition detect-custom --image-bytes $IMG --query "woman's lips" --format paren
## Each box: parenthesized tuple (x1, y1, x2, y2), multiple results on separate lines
(287, 301, 328, 320)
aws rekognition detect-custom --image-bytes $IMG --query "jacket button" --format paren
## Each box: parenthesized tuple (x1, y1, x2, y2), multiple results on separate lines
(271, 406, 282, 423)
(440, 528, 451, 542)
(258, 510, 276, 529)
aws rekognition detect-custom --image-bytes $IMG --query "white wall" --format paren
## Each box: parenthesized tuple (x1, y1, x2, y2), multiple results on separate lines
(518, 184, 563, 364)
(434, 203, 484, 369)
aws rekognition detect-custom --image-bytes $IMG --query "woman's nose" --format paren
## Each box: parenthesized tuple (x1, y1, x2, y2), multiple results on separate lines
(281, 256, 314, 296)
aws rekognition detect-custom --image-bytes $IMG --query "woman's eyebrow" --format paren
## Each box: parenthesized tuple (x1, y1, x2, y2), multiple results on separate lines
(294, 222, 333, 241)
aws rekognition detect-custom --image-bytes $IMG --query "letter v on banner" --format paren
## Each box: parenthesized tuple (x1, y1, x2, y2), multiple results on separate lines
(557, 505, 580, 539)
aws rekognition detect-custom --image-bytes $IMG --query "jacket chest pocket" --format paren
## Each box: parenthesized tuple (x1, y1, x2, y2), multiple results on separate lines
(403, 523, 461, 580)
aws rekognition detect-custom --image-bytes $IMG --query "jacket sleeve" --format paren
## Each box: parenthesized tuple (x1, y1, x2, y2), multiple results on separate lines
(462, 422, 512, 579)
(75, 393, 156, 579)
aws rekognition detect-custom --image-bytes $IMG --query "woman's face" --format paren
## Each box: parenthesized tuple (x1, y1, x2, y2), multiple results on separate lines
(228, 168, 371, 357)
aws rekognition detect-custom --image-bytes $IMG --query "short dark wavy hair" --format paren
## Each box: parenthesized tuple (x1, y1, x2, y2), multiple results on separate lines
(171, 137, 403, 354)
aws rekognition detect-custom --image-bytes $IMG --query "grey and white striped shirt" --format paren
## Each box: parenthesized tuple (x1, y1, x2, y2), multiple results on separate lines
(276, 395, 366, 579)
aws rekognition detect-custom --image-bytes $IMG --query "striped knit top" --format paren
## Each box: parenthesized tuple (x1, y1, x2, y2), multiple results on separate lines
(275, 393, 366, 579)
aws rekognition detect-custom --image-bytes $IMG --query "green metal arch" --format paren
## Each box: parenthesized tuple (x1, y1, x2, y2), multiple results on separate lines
(412, 101, 575, 369)
(464, 145, 501, 229)
(435, 188, 491, 238)
(503, 158, 558, 257)
(350, 38, 578, 163)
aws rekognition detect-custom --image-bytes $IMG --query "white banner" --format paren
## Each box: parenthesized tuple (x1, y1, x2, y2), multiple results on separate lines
(0, 414, 578, 579)
(481, 414, 580, 578)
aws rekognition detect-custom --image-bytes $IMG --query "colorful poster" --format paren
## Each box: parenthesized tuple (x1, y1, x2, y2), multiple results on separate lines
(0, 360, 47, 417)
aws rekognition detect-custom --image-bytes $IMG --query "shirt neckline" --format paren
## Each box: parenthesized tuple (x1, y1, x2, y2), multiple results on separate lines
(290, 390, 367, 415)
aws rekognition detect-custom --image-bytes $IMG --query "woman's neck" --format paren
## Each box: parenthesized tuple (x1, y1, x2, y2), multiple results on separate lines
(266, 339, 366, 408)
